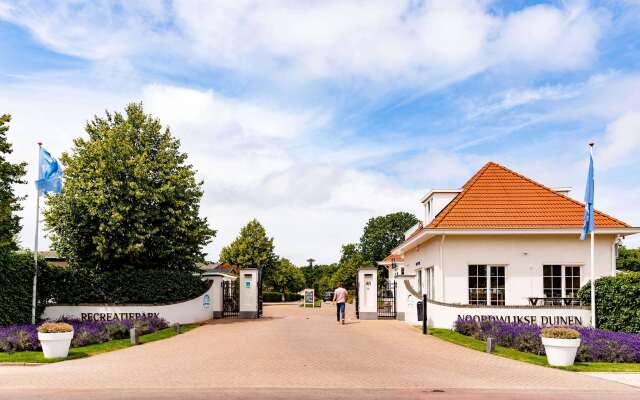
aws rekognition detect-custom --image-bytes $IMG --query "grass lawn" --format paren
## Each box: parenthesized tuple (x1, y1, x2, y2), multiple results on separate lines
(0, 324, 199, 365)
(428, 328, 640, 372)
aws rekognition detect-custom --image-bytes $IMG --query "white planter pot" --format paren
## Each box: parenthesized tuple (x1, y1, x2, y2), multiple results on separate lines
(38, 331, 74, 359)
(541, 336, 581, 366)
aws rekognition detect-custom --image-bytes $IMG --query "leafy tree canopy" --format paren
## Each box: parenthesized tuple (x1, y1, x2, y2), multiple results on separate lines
(44, 103, 215, 271)
(270, 257, 305, 300)
(219, 219, 277, 279)
(0, 114, 27, 253)
(331, 243, 364, 289)
(359, 211, 418, 265)
(618, 246, 640, 272)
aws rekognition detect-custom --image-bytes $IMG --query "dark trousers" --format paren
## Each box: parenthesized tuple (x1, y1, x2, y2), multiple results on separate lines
(336, 302, 346, 321)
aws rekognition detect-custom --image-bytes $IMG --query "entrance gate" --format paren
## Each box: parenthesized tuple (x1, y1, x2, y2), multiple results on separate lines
(377, 280, 396, 319)
(222, 280, 239, 318)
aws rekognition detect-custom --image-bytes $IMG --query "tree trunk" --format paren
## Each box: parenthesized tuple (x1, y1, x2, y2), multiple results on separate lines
(281, 289, 286, 302)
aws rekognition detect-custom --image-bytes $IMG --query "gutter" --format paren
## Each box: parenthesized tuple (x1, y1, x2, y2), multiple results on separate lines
(392, 227, 640, 255)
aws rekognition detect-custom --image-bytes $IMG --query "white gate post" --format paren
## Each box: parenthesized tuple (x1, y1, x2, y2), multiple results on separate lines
(358, 267, 378, 320)
(209, 274, 225, 319)
(239, 268, 259, 319)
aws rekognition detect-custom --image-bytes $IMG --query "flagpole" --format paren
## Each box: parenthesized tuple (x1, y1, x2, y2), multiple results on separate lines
(31, 143, 42, 325)
(589, 142, 596, 328)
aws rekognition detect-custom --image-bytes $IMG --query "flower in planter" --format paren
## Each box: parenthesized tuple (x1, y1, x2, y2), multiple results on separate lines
(541, 327, 580, 339)
(37, 322, 73, 333)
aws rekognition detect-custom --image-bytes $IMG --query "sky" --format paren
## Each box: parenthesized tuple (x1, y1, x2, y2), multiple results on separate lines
(1, 0, 639, 265)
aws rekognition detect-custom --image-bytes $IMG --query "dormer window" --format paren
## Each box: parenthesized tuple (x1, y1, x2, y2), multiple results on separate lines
(427, 199, 432, 222)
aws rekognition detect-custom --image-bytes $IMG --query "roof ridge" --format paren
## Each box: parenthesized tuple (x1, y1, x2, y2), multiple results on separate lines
(490, 162, 630, 228)
(428, 161, 494, 228)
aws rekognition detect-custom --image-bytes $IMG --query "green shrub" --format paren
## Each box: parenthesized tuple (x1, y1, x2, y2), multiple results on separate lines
(262, 291, 303, 302)
(0, 252, 49, 325)
(578, 272, 640, 333)
(41, 267, 209, 305)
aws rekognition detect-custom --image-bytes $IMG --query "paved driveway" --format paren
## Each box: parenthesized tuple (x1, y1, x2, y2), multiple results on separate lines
(0, 304, 637, 399)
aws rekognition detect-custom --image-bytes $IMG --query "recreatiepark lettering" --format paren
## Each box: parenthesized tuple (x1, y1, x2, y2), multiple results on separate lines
(80, 312, 160, 321)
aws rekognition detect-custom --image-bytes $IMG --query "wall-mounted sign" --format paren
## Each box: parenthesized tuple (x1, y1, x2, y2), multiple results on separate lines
(457, 314, 584, 326)
(245, 281, 251, 288)
(203, 294, 210, 308)
(80, 312, 160, 321)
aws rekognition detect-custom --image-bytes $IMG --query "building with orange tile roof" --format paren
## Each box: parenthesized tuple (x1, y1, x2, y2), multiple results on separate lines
(383, 162, 639, 325)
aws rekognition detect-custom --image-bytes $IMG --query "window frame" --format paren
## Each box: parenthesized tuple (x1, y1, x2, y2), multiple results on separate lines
(468, 264, 506, 306)
(543, 264, 582, 303)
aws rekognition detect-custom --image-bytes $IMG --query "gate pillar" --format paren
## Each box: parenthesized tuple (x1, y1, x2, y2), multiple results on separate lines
(357, 267, 378, 320)
(239, 268, 259, 319)
(209, 275, 225, 319)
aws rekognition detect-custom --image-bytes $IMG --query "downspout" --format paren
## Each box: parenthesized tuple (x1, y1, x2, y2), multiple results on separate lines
(440, 234, 446, 302)
(612, 235, 620, 276)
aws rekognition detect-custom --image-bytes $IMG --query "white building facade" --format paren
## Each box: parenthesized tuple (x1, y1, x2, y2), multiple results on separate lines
(384, 162, 639, 327)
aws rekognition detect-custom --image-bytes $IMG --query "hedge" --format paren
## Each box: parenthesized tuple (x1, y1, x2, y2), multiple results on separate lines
(41, 267, 209, 305)
(0, 252, 48, 326)
(262, 291, 303, 302)
(578, 272, 640, 333)
(1, 253, 210, 326)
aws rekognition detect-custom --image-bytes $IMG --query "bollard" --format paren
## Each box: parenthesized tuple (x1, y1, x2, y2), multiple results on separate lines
(486, 336, 496, 353)
(130, 327, 139, 345)
(174, 323, 181, 334)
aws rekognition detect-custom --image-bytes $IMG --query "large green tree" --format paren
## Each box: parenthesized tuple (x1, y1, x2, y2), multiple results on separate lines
(219, 219, 277, 279)
(618, 246, 640, 272)
(0, 114, 27, 253)
(44, 103, 215, 271)
(331, 243, 364, 289)
(359, 211, 418, 265)
(270, 257, 305, 301)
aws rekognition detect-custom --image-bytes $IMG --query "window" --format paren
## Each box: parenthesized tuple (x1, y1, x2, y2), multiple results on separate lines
(565, 266, 581, 298)
(490, 266, 505, 305)
(468, 265, 505, 305)
(417, 269, 423, 293)
(468, 265, 487, 305)
(543, 265, 562, 299)
(543, 265, 581, 303)
(425, 267, 434, 300)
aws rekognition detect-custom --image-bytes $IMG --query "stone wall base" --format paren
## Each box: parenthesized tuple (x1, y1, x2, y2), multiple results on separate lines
(239, 311, 258, 319)
(358, 312, 378, 320)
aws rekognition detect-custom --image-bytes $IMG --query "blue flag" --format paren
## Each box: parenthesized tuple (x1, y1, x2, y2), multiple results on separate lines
(580, 152, 595, 240)
(35, 147, 62, 193)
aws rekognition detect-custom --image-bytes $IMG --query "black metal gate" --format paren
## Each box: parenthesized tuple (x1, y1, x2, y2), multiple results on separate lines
(377, 280, 396, 319)
(222, 280, 239, 318)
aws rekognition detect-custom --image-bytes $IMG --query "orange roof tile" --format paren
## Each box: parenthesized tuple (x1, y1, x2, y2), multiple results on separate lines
(427, 162, 629, 229)
(383, 254, 404, 262)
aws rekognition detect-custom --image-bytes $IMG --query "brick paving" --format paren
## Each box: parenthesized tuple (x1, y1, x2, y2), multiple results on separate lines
(0, 304, 637, 399)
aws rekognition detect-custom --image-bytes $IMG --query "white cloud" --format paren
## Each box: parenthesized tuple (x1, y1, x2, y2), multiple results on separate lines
(0, 0, 607, 86)
(0, 80, 420, 264)
(599, 111, 640, 169)
(395, 149, 477, 188)
(497, 2, 604, 70)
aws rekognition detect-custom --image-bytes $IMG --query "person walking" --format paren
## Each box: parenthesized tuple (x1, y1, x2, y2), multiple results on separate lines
(333, 284, 348, 324)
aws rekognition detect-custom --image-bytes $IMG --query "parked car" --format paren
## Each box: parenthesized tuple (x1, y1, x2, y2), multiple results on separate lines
(323, 291, 334, 301)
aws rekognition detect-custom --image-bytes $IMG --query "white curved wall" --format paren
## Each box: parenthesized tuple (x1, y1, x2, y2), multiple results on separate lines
(42, 282, 217, 325)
